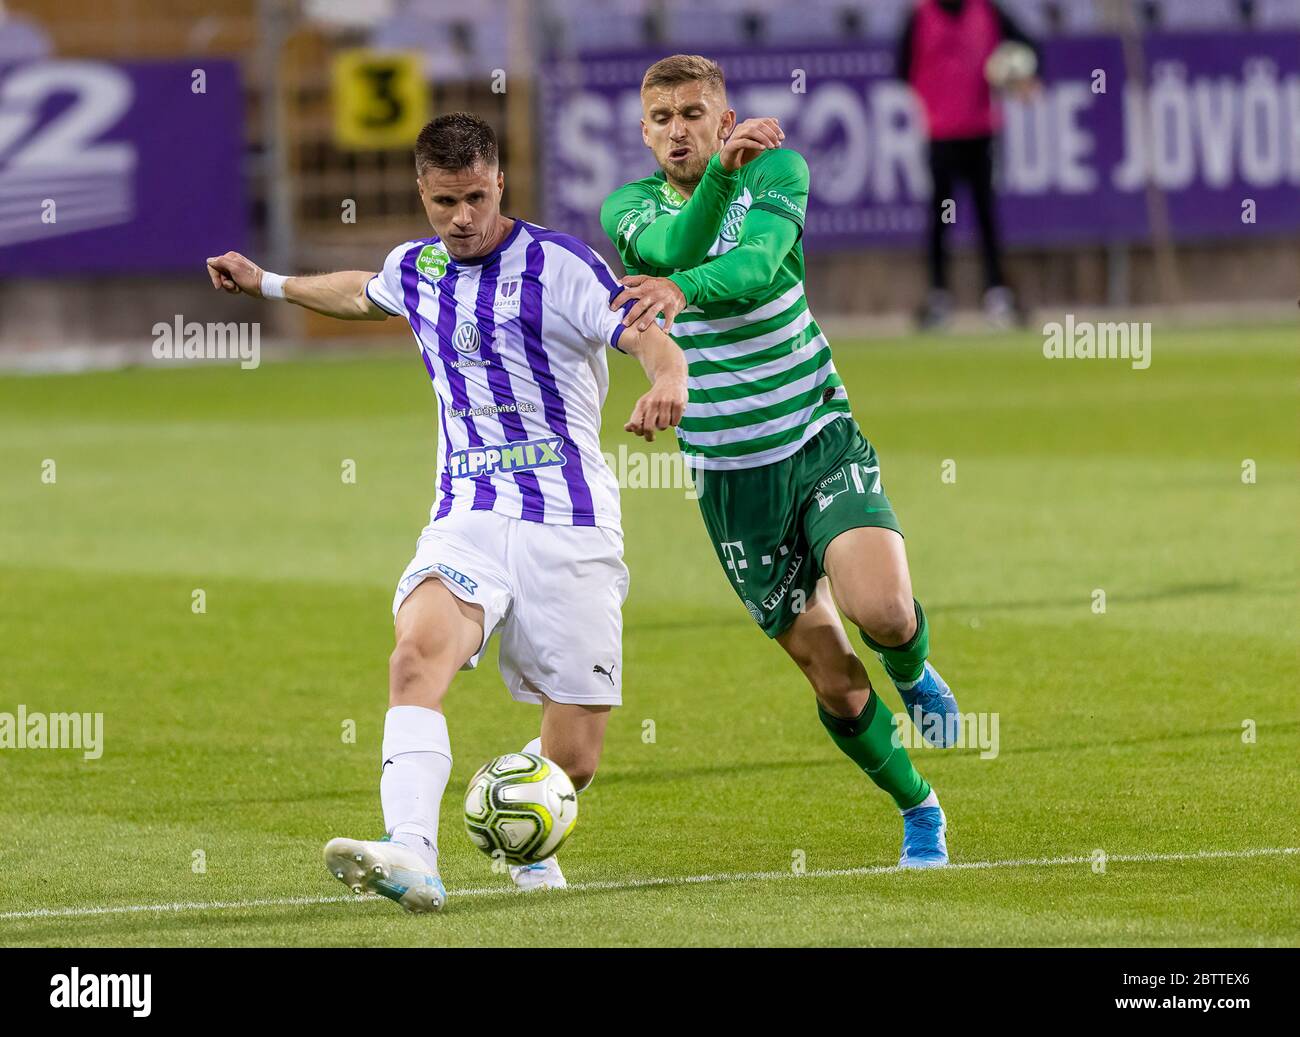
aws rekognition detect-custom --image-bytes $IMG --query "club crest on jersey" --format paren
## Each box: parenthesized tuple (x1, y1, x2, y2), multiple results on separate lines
(416, 243, 450, 281)
(719, 200, 749, 243)
(496, 277, 521, 316)
(453, 321, 481, 354)
(448, 437, 566, 479)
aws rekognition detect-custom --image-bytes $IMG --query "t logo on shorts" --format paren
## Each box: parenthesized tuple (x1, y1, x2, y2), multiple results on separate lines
(720, 540, 748, 583)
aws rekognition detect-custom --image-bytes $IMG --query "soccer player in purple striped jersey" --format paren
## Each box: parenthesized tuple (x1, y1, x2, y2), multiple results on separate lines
(206, 113, 687, 911)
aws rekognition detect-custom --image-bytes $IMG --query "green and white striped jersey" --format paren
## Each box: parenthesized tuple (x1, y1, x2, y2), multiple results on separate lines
(601, 148, 849, 470)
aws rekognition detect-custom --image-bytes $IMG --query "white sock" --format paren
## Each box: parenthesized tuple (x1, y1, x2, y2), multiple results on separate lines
(380, 705, 452, 871)
(901, 789, 940, 815)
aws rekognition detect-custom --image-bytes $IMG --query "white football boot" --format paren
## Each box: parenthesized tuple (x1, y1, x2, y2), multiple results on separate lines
(324, 836, 446, 914)
(509, 856, 567, 891)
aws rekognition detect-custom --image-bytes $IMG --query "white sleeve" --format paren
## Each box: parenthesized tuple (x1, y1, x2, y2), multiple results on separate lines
(364, 241, 413, 317)
(544, 239, 635, 353)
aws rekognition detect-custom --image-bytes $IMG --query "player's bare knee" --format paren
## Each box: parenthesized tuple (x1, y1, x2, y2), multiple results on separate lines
(388, 638, 449, 706)
(548, 749, 597, 792)
(812, 665, 867, 718)
(858, 596, 916, 648)
(566, 762, 598, 792)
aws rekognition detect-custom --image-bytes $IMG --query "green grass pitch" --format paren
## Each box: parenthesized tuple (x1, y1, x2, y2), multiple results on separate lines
(1, 323, 1295, 947)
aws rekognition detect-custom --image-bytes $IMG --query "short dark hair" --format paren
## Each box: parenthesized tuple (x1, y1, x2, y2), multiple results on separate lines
(414, 113, 499, 177)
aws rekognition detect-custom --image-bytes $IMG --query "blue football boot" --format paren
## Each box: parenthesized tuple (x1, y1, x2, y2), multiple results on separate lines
(894, 661, 960, 748)
(898, 802, 948, 869)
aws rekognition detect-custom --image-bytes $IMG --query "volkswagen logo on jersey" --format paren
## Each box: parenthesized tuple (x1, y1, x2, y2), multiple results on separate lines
(453, 321, 481, 354)
(448, 437, 566, 479)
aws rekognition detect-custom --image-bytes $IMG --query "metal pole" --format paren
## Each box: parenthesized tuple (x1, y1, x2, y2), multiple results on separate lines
(258, 0, 296, 280)
(506, 0, 537, 219)
(1109, 0, 1181, 307)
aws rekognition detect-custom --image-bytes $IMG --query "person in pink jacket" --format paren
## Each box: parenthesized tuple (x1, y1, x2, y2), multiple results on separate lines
(897, 0, 1040, 328)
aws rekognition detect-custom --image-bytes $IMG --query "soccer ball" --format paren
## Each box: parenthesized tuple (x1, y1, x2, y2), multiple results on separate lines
(463, 752, 578, 865)
(984, 41, 1037, 89)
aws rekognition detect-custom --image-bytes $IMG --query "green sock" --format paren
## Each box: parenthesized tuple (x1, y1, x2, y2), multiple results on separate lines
(860, 598, 929, 685)
(817, 691, 930, 810)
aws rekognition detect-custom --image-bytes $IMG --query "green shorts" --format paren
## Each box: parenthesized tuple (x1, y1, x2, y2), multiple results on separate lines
(693, 416, 903, 638)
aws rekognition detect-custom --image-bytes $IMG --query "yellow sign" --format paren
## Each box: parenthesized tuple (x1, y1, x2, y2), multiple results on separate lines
(332, 50, 427, 150)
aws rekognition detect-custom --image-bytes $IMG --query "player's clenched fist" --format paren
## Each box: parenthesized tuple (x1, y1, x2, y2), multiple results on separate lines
(720, 116, 784, 172)
(205, 251, 266, 297)
(624, 374, 688, 443)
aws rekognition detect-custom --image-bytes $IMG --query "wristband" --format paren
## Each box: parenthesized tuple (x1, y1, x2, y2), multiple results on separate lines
(261, 271, 287, 299)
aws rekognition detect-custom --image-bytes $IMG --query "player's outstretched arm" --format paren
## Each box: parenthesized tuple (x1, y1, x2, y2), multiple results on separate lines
(617, 322, 689, 443)
(613, 147, 808, 319)
(667, 208, 800, 306)
(599, 118, 783, 273)
(205, 251, 389, 321)
(612, 207, 800, 324)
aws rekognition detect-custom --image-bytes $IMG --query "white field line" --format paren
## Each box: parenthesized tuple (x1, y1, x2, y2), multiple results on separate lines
(1, 846, 1295, 923)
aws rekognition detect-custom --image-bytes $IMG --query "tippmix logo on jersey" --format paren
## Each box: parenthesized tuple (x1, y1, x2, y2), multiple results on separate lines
(416, 243, 450, 281)
(448, 437, 566, 479)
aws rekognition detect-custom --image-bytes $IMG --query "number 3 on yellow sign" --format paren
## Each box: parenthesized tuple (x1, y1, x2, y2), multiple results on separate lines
(332, 50, 428, 150)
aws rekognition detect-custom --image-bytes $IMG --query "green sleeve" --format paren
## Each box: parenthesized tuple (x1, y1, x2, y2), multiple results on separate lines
(662, 148, 809, 306)
(746, 147, 809, 230)
(599, 155, 738, 272)
(599, 182, 654, 274)
(666, 206, 800, 306)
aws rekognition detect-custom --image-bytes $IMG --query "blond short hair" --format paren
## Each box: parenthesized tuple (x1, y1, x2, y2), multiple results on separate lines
(641, 54, 726, 97)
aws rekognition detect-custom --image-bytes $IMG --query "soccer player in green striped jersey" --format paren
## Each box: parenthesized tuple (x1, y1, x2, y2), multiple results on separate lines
(600, 55, 959, 868)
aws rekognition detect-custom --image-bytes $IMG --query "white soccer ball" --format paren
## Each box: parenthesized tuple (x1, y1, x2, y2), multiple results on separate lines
(463, 752, 578, 865)
(984, 41, 1037, 89)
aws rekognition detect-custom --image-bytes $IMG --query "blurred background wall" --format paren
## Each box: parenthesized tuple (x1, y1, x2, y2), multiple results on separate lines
(0, 0, 1297, 360)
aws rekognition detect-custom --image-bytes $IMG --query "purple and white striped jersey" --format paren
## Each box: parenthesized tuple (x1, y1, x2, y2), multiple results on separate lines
(366, 220, 632, 531)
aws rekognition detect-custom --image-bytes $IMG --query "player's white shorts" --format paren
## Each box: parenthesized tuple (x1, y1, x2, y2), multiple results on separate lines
(392, 510, 628, 707)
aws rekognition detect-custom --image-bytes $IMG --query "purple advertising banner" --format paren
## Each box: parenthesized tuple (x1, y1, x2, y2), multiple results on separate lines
(539, 33, 1300, 253)
(0, 59, 244, 275)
